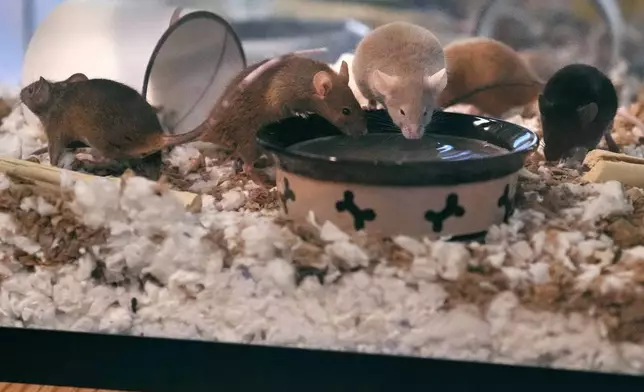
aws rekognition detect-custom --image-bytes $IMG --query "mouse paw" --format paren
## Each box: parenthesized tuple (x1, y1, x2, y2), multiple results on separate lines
(75, 151, 111, 165)
(74, 157, 128, 176)
(75, 152, 94, 162)
(186, 154, 206, 173)
(242, 163, 272, 188)
(363, 100, 381, 111)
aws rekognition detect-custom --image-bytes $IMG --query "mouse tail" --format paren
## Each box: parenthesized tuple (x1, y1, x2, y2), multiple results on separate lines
(160, 123, 207, 149)
(441, 81, 543, 109)
(127, 122, 208, 159)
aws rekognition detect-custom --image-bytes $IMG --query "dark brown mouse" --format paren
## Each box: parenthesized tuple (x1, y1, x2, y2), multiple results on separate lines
(191, 53, 367, 186)
(438, 37, 542, 117)
(538, 63, 619, 163)
(20, 74, 202, 179)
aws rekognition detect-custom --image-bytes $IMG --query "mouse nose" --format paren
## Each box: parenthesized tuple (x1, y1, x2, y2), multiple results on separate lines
(347, 125, 368, 137)
(401, 125, 423, 140)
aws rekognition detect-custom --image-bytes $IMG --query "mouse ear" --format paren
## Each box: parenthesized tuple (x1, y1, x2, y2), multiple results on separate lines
(577, 102, 598, 125)
(338, 61, 350, 83)
(371, 70, 398, 95)
(424, 68, 447, 92)
(34, 78, 52, 103)
(313, 71, 333, 99)
(66, 73, 89, 83)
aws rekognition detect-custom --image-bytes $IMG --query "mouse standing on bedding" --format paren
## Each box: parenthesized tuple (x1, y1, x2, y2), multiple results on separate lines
(190, 53, 367, 187)
(351, 21, 448, 139)
(20, 74, 203, 180)
(538, 63, 619, 163)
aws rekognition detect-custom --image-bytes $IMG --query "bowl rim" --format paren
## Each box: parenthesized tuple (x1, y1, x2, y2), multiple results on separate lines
(256, 110, 539, 171)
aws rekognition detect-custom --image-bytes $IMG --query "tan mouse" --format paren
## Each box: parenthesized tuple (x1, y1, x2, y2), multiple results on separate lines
(351, 21, 448, 140)
(190, 53, 367, 186)
(438, 37, 542, 117)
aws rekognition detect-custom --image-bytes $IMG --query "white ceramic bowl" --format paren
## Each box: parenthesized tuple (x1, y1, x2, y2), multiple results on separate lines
(257, 109, 538, 240)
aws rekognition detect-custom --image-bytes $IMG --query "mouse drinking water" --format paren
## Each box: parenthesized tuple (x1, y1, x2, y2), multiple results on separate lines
(538, 63, 619, 164)
(20, 74, 203, 180)
(351, 21, 448, 140)
(190, 53, 367, 187)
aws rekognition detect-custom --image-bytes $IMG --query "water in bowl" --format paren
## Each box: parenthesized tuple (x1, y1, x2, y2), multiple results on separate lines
(288, 133, 509, 163)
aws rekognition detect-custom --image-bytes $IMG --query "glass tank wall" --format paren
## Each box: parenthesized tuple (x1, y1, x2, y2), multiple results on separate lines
(3, 0, 644, 85)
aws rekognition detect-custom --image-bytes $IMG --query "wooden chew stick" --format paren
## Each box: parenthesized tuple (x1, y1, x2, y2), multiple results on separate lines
(0, 157, 198, 207)
(584, 149, 644, 167)
(582, 149, 644, 188)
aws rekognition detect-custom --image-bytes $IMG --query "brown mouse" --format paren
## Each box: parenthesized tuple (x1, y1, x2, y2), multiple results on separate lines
(20, 74, 202, 179)
(438, 37, 542, 117)
(190, 53, 367, 187)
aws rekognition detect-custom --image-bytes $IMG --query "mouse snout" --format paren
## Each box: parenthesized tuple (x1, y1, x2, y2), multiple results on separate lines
(19, 89, 33, 107)
(20, 86, 31, 99)
(336, 113, 368, 137)
(400, 124, 424, 140)
(20, 83, 42, 106)
(543, 140, 567, 162)
(353, 121, 369, 137)
(339, 123, 368, 138)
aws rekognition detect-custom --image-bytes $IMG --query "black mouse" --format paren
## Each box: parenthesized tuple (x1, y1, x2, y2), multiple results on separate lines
(538, 63, 619, 163)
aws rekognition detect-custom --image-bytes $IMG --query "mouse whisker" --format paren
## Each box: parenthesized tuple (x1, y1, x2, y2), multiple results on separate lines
(373, 124, 398, 133)
(370, 119, 398, 130)
(377, 134, 394, 147)
(369, 118, 394, 127)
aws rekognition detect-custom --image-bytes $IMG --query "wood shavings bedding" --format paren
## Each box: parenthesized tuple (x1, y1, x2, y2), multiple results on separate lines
(2, 88, 644, 376)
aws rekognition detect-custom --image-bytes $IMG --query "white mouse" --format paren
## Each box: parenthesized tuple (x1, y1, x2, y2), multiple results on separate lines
(352, 21, 447, 139)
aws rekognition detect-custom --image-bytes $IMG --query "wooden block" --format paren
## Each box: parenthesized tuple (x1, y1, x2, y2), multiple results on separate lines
(0, 383, 129, 391)
(0, 157, 198, 207)
(584, 149, 644, 168)
(582, 149, 644, 188)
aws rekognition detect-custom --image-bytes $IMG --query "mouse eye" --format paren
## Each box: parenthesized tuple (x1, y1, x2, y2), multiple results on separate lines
(342, 108, 351, 116)
(400, 109, 405, 116)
